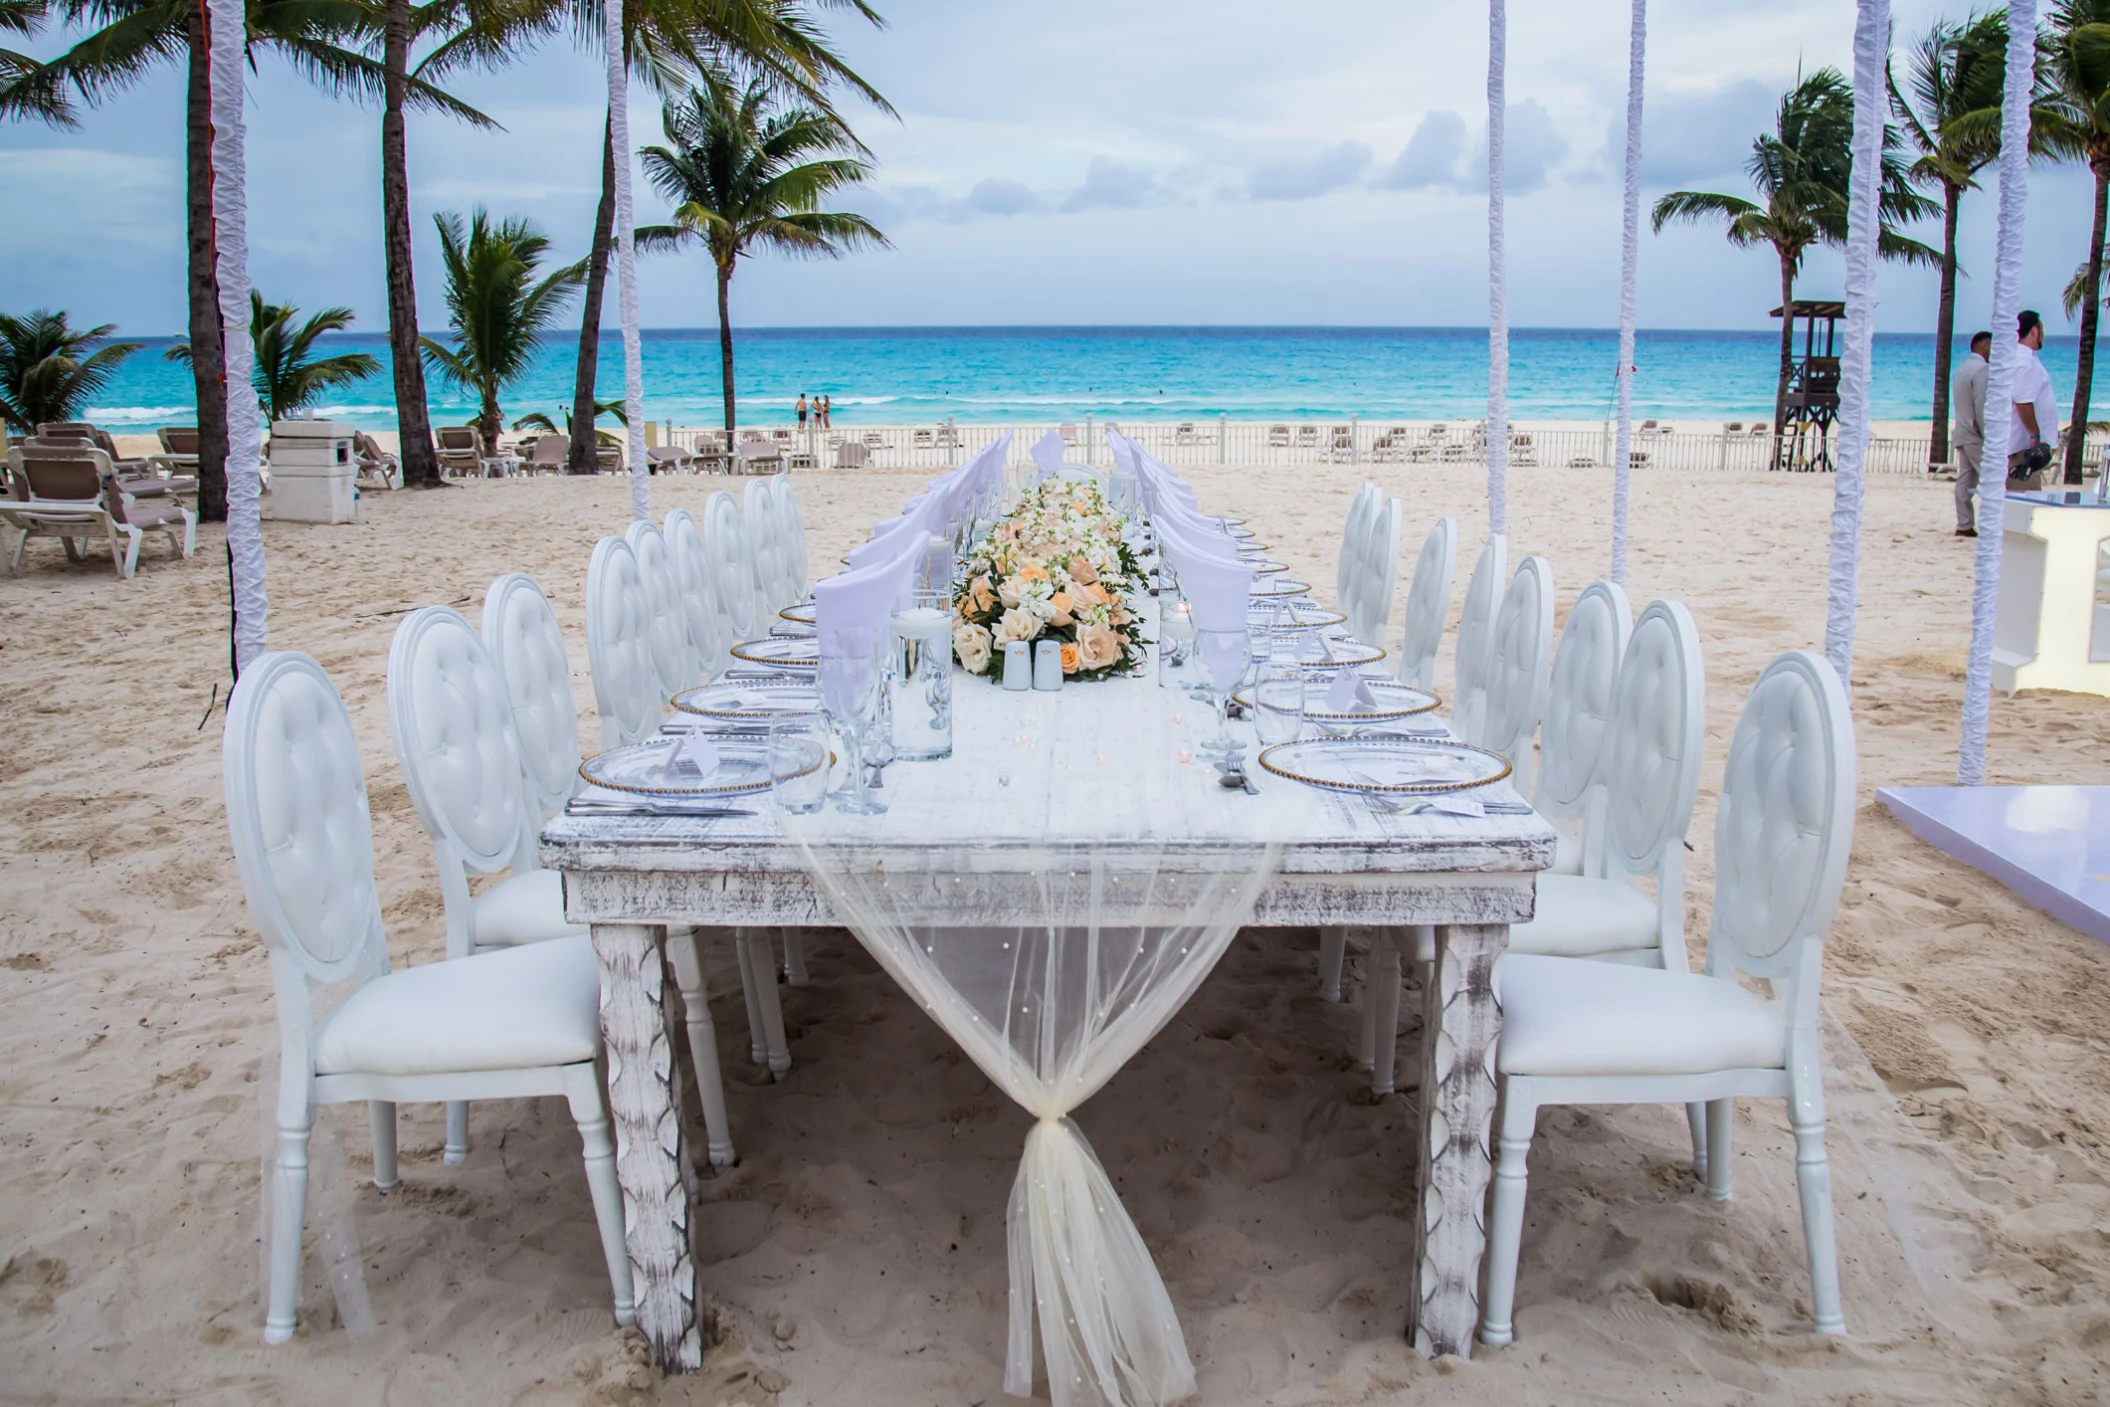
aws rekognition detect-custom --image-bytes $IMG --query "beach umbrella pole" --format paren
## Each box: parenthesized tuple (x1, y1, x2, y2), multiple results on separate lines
(1958, 0, 2038, 782)
(208, 0, 267, 671)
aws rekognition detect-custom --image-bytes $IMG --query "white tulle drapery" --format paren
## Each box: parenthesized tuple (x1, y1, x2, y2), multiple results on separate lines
(1959, 0, 2037, 783)
(209, 0, 267, 669)
(785, 682, 1315, 1407)
(1485, 0, 1509, 538)
(1609, 0, 1645, 587)
(603, 0, 648, 522)
(1823, 0, 1886, 691)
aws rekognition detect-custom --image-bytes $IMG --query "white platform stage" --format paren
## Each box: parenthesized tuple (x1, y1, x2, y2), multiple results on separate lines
(1877, 785, 2110, 944)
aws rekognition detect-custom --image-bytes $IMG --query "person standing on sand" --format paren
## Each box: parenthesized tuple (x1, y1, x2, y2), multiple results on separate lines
(796, 392, 809, 429)
(1953, 330, 1991, 537)
(819, 394, 831, 429)
(2009, 310, 2058, 493)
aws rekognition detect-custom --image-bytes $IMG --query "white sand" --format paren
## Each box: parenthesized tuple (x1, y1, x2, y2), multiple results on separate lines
(3, 463, 2107, 1404)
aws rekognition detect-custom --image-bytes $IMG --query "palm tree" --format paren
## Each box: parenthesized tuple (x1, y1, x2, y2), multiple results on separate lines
(1, 0, 47, 85)
(1890, 10, 2033, 465)
(559, 0, 891, 475)
(2042, 1, 2110, 482)
(419, 208, 584, 447)
(1653, 68, 1939, 468)
(168, 293, 382, 424)
(0, 308, 139, 434)
(0, 0, 479, 519)
(638, 78, 884, 438)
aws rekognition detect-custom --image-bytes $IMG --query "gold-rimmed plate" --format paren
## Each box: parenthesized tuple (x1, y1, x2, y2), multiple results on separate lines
(1235, 676, 1438, 726)
(1258, 735, 1510, 796)
(1250, 575, 1312, 599)
(780, 601, 817, 624)
(579, 735, 820, 797)
(673, 677, 822, 722)
(1296, 637, 1387, 669)
(1250, 603, 1348, 632)
(730, 635, 819, 672)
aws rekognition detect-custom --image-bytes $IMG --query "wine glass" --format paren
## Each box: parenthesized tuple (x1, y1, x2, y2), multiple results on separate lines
(817, 624, 888, 815)
(1252, 657, 1305, 747)
(1194, 625, 1253, 765)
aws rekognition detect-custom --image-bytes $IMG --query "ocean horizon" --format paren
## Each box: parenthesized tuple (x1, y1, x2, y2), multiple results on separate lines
(79, 324, 2092, 433)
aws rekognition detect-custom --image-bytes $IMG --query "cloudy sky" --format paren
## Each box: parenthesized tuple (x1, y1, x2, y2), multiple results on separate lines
(2, 0, 2101, 337)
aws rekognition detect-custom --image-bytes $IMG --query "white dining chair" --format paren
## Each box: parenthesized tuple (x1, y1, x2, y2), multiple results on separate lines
(1480, 649, 1854, 1347)
(482, 573, 583, 816)
(664, 509, 727, 681)
(703, 490, 760, 648)
(1394, 516, 1457, 694)
(773, 473, 811, 605)
(1452, 535, 1507, 744)
(1472, 554, 1555, 795)
(1355, 495, 1402, 650)
(744, 477, 787, 622)
(225, 650, 632, 1343)
(626, 518, 702, 702)
(1533, 580, 1633, 877)
(1335, 483, 1378, 631)
(480, 573, 742, 1166)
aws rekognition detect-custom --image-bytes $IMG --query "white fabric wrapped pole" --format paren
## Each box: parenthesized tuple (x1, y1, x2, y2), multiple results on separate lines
(603, 0, 648, 522)
(1485, 0, 1508, 538)
(1823, 0, 1886, 690)
(1959, 0, 2037, 783)
(209, 0, 267, 669)
(1609, 0, 1645, 586)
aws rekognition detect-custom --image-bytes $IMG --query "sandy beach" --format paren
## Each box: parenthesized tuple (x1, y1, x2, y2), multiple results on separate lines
(3, 460, 2107, 1405)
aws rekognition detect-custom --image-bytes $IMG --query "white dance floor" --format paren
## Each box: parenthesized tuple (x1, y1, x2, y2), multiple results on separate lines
(1877, 785, 2110, 944)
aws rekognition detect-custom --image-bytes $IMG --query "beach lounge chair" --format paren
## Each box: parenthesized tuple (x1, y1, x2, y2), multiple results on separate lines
(734, 437, 782, 474)
(913, 428, 935, 449)
(1268, 424, 1290, 448)
(646, 445, 693, 474)
(434, 426, 483, 477)
(1295, 425, 1318, 449)
(835, 439, 871, 468)
(354, 432, 401, 490)
(3, 444, 196, 577)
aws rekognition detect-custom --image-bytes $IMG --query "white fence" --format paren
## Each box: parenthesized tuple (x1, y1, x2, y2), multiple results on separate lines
(664, 416, 2098, 477)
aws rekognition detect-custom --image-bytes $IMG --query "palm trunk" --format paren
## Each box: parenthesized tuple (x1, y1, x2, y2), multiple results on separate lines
(1930, 181, 1961, 466)
(1772, 255, 1795, 471)
(717, 259, 736, 440)
(183, 8, 229, 523)
(481, 388, 502, 450)
(568, 115, 616, 475)
(2066, 165, 2110, 485)
(382, 0, 440, 487)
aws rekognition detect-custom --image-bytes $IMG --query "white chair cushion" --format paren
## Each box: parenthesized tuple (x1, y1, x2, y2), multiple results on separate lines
(1507, 874, 1655, 957)
(471, 868, 585, 948)
(1498, 953, 1786, 1077)
(314, 935, 600, 1076)
(1549, 821, 1582, 876)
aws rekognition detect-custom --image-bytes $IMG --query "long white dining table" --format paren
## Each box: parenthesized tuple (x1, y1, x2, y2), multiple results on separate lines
(541, 674, 1554, 1379)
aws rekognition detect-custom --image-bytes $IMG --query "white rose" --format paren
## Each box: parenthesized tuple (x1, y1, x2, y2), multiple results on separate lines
(953, 622, 993, 674)
(995, 606, 1041, 643)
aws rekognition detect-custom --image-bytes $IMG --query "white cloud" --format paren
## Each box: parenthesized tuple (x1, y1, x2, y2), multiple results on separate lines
(1245, 141, 1371, 202)
(1381, 111, 1467, 190)
(1061, 156, 1160, 212)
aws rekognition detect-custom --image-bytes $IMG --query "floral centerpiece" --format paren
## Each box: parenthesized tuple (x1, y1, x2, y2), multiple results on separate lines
(952, 478, 1147, 682)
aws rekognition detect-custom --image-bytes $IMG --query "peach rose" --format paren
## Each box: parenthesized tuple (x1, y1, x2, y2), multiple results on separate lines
(1075, 622, 1121, 671)
(966, 575, 996, 614)
(1048, 590, 1074, 626)
(1081, 581, 1112, 606)
(1066, 556, 1098, 585)
(953, 622, 993, 674)
(1060, 642, 1081, 674)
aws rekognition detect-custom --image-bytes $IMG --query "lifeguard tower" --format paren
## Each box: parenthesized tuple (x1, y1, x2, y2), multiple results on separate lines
(1769, 299, 1843, 472)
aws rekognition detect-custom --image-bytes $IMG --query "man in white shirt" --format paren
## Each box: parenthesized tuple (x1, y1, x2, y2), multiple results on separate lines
(1952, 329, 1991, 536)
(2009, 309, 2059, 493)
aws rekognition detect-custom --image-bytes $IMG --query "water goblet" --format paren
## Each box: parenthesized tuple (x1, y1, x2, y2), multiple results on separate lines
(1252, 658, 1305, 747)
(1194, 625, 1253, 766)
(769, 709, 830, 816)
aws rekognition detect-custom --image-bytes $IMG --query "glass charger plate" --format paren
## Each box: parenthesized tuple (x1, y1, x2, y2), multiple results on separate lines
(673, 677, 822, 721)
(1250, 604, 1348, 632)
(1258, 735, 1511, 795)
(779, 601, 816, 624)
(770, 621, 817, 639)
(1250, 575, 1312, 598)
(730, 635, 819, 672)
(1295, 637, 1387, 669)
(579, 734, 817, 797)
(1248, 559, 1289, 575)
(1237, 676, 1438, 724)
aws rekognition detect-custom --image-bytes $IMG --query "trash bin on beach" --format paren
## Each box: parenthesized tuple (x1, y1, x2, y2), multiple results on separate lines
(268, 419, 358, 523)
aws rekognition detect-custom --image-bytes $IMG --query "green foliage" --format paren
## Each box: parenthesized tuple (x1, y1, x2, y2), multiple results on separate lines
(0, 307, 139, 434)
(169, 292, 380, 423)
(419, 207, 584, 438)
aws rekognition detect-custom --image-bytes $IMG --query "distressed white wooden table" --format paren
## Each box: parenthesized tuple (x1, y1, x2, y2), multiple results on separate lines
(543, 681, 1553, 1374)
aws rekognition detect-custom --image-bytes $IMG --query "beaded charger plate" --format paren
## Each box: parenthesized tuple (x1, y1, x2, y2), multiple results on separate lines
(729, 635, 819, 672)
(780, 601, 817, 624)
(1250, 604, 1348, 632)
(1249, 575, 1312, 599)
(578, 735, 821, 797)
(1294, 637, 1387, 669)
(673, 677, 823, 722)
(1235, 676, 1438, 726)
(1257, 735, 1510, 796)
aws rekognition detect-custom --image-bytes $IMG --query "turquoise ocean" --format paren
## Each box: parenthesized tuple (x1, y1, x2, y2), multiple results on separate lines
(79, 326, 2090, 432)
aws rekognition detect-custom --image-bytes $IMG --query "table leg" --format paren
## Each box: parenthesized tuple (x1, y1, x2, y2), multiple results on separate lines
(1407, 922, 1505, 1359)
(592, 922, 702, 1372)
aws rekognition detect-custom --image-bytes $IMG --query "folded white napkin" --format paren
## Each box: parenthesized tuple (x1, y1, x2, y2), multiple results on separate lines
(1030, 430, 1067, 480)
(814, 545, 921, 715)
(1325, 670, 1383, 712)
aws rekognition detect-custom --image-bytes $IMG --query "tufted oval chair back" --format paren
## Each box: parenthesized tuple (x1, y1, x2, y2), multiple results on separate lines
(1475, 555, 1555, 792)
(1453, 534, 1507, 742)
(1336, 482, 1379, 623)
(772, 474, 809, 602)
(704, 490, 759, 644)
(664, 510, 725, 682)
(744, 477, 785, 620)
(586, 534, 660, 750)
(224, 652, 387, 988)
(1396, 516, 1456, 693)
(1359, 495, 1402, 649)
(389, 606, 536, 870)
(1538, 580, 1633, 816)
(481, 573, 581, 815)
(1598, 599, 1705, 880)
(625, 520, 700, 701)
(1709, 650, 1855, 982)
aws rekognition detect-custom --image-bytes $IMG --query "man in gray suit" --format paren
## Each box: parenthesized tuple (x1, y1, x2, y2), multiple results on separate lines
(1952, 329, 1991, 536)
